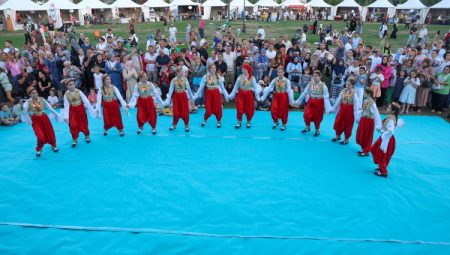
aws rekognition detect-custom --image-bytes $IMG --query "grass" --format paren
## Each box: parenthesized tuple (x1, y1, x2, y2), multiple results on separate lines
(0, 20, 447, 50)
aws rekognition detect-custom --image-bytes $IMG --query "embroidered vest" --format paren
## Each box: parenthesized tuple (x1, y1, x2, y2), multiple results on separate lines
(308, 81, 324, 98)
(66, 89, 82, 106)
(137, 82, 154, 98)
(362, 98, 375, 118)
(206, 75, 219, 90)
(239, 76, 253, 91)
(101, 86, 116, 102)
(342, 88, 355, 104)
(28, 97, 45, 115)
(275, 78, 287, 93)
(174, 78, 187, 93)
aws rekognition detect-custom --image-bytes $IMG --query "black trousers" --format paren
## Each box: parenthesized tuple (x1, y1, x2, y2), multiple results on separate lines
(377, 87, 388, 107)
(431, 92, 447, 112)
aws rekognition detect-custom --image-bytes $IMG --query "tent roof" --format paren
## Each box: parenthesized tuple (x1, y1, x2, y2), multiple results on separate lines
(110, 0, 141, 8)
(307, 0, 332, 8)
(201, 0, 226, 7)
(281, 0, 306, 7)
(42, 0, 80, 10)
(0, 0, 46, 11)
(78, 0, 111, 9)
(230, 0, 254, 8)
(336, 0, 360, 8)
(396, 0, 426, 9)
(171, 0, 200, 6)
(430, 0, 450, 9)
(366, 0, 395, 8)
(142, 0, 170, 8)
(255, 0, 280, 7)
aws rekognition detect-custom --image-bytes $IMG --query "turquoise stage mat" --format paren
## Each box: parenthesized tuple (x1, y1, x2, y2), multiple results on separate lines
(0, 109, 449, 254)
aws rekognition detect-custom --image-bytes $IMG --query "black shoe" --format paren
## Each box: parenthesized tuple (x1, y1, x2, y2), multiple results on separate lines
(36, 151, 41, 157)
(201, 122, 206, 127)
(169, 126, 175, 131)
(152, 130, 156, 135)
(301, 128, 310, 133)
(85, 138, 91, 144)
(185, 127, 190, 132)
(52, 147, 59, 153)
(119, 131, 124, 137)
(71, 142, 77, 148)
(332, 137, 341, 142)
(103, 131, 108, 136)
(357, 151, 363, 154)
(235, 123, 241, 129)
(358, 152, 369, 157)
(272, 123, 279, 129)
(374, 171, 388, 178)
(340, 140, 349, 145)
(280, 126, 286, 131)
(246, 123, 251, 128)
(217, 123, 221, 128)
(137, 129, 143, 134)
(313, 131, 320, 137)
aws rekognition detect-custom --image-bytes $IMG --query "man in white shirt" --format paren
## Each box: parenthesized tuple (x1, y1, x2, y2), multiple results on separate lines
(266, 43, 276, 60)
(418, 25, 428, 45)
(369, 49, 382, 71)
(344, 38, 353, 54)
(282, 34, 292, 50)
(168, 24, 177, 44)
(145, 46, 157, 82)
(222, 45, 236, 87)
(257, 26, 265, 40)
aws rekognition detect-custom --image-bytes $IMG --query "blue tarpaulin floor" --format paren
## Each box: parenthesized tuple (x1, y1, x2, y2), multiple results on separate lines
(1, 109, 449, 254)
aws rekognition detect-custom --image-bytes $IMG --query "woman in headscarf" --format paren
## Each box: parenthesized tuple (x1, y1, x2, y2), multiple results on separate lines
(235, 48, 248, 77)
(228, 64, 261, 129)
(105, 53, 124, 96)
(373, 56, 393, 107)
(330, 58, 346, 101)
(122, 59, 138, 102)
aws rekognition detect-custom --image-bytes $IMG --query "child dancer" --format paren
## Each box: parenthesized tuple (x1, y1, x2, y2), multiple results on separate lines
(63, 80, 96, 147)
(331, 79, 359, 145)
(227, 64, 261, 129)
(260, 66, 295, 131)
(194, 64, 229, 128)
(127, 72, 164, 135)
(355, 89, 382, 157)
(164, 67, 195, 132)
(295, 70, 332, 137)
(371, 102, 404, 178)
(96, 75, 128, 136)
(21, 88, 63, 157)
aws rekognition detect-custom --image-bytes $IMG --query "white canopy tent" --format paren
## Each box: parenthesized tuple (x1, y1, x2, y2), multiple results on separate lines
(201, 0, 226, 20)
(171, 0, 200, 6)
(77, 0, 111, 25)
(0, 0, 46, 31)
(281, 0, 306, 7)
(255, 0, 280, 8)
(42, 0, 81, 28)
(307, 0, 332, 19)
(230, 0, 255, 12)
(331, 0, 361, 18)
(361, 0, 396, 22)
(141, 0, 170, 22)
(430, 0, 449, 9)
(396, 0, 428, 24)
(110, 0, 141, 19)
